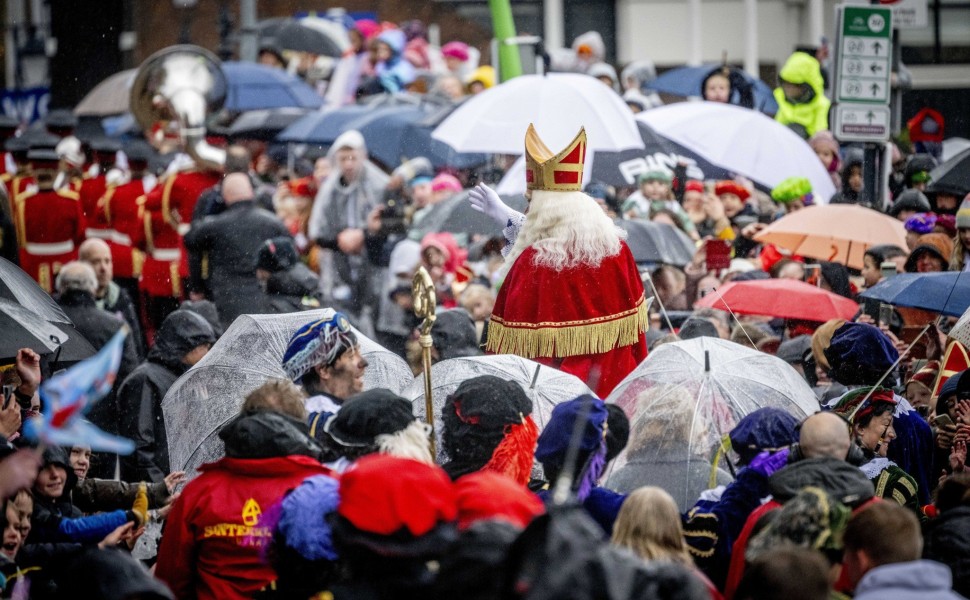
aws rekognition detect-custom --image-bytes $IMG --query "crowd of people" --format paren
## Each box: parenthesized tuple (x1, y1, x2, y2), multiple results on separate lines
(0, 12, 966, 600)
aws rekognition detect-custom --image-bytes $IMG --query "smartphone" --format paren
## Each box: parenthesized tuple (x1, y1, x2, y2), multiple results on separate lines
(933, 414, 955, 428)
(878, 303, 894, 327)
(881, 261, 897, 281)
(1, 385, 13, 410)
(705, 239, 731, 272)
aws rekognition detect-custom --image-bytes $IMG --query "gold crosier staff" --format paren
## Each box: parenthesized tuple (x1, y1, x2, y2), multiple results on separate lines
(412, 266, 437, 460)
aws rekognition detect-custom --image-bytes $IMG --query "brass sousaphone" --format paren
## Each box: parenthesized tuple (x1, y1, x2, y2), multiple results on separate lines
(129, 45, 227, 170)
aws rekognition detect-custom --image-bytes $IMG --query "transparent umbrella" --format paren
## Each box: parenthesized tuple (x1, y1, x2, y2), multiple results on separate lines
(162, 309, 413, 476)
(603, 337, 818, 511)
(400, 354, 592, 463)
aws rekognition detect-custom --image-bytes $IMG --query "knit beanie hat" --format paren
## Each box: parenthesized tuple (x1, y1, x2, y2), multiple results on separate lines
(715, 180, 751, 201)
(441, 41, 470, 62)
(936, 213, 957, 237)
(957, 197, 970, 229)
(808, 130, 840, 173)
(282, 313, 357, 381)
(685, 180, 704, 193)
(638, 169, 672, 184)
(431, 173, 462, 194)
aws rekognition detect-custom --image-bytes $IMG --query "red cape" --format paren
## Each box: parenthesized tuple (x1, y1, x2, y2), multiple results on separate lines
(487, 242, 648, 396)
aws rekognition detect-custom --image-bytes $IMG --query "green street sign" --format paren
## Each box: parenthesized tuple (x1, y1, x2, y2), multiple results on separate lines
(842, 6, 891, 38)
(836, 6, 893, 104)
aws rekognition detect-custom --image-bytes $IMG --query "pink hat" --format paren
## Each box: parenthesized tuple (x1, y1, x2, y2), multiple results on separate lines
(441, 41, 470, 62)
(354, 19, 380, 41)
(432, 173, 462, 194)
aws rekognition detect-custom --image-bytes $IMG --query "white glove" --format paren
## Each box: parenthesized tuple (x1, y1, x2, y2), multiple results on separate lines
(468, 183, 521, 226)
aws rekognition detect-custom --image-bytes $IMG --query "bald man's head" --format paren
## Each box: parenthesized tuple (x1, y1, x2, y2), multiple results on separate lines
(799, 411, 852, 460)
(222, 172, 253, 205)
(78, 238, 112, 295)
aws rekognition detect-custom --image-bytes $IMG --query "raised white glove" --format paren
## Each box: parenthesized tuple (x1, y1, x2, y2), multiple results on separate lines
(468, 183, 520, 226)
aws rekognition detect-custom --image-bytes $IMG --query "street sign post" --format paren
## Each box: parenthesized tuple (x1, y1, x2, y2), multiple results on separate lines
(833, 5, 894, 209)
(835, 5, 893, 104)
(833, 104, 891, 142)
(880, 0, 928, 30)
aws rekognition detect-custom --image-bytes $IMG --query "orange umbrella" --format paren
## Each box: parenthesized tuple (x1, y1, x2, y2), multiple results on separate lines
(753, 205, 908, 270)
(694, 278, 860, 322)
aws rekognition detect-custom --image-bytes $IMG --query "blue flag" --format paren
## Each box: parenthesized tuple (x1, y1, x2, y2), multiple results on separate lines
(23, 328, 136, 454)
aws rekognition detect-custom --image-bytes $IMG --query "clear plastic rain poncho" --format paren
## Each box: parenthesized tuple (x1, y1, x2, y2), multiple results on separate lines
(162, 308, 413, 476)
(604, 336, 819, 510)
(401, 354, 593, 463)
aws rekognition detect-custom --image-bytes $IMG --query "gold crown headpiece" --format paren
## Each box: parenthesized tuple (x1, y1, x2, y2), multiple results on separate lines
(524, 124, 587, 192)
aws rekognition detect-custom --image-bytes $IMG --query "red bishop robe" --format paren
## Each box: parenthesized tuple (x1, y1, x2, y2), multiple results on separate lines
(486, 241, 648, 397)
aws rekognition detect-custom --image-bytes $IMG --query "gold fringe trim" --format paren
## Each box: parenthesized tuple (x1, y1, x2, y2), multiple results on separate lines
(486, 295, 648, 358)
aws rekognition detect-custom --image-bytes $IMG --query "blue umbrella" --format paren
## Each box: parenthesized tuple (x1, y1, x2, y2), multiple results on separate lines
(647, 64, 778, 115)
(221, 62, 323, 111)
(859, 272, 970, 317)
(277, 105, 372, 145)
(278, 99, 486, 170)
(277, 94, 424, 145)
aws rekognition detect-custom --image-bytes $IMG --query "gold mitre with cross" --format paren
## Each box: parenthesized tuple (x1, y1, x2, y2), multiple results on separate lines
(524, 124, 587, 192)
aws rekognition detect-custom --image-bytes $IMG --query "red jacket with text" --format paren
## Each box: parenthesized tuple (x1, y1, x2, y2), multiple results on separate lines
(155, 452, 330, 600)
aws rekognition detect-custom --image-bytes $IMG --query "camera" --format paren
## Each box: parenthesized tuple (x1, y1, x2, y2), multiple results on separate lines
(379, 198, 409, 236)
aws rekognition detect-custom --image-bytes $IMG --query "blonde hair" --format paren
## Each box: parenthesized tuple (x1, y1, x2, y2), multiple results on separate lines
(611, 486, 693, 565)
(501, 190, 625, 278)
(627, 384, 709, 455)
(242, 378, 308, 421)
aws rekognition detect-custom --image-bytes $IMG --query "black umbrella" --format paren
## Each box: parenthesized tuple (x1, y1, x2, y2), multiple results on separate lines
(275, 19, 346, 58)
(0, 257, 71, 324)
(590, 122, 733, 188)
(928, 147, 970, 196)
(0, 298, 94, 362)
(408, 193, 528, 243)
(615, 219, 697, 267)
(224, 107, 313, 141)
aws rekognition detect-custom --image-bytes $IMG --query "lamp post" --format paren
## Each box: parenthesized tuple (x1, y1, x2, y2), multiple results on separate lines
(172, 0, 198, 44)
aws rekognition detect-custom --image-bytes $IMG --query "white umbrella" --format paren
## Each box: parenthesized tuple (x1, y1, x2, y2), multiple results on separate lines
(637, 102, 836, 203)
(432, 73, 644, 154)
(496, 152, 594, 195)
(74, 69, 136, 116)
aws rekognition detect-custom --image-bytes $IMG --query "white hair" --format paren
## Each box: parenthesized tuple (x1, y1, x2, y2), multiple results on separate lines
(375, 420, 434, 464)
(501, 190, 625, 278)
(55, 261, 97, 295)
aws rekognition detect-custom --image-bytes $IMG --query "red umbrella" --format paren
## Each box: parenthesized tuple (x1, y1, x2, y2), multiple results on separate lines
(694, 278, 859, 322)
